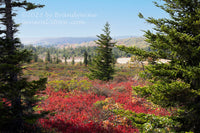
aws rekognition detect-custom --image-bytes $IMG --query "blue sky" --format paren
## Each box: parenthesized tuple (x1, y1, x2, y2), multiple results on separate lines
(16, 0, 167, 39)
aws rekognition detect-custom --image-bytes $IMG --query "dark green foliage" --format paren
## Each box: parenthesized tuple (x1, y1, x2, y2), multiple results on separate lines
(118, 0, 200, 132)
(33, 53, 38, 62)
(64, 56, 68, 64)
(72, 56, 75, 65)
(88, 55, 92, 64)
(83, 51, 88, 66)
(64, 48, 68, 64)
(88, 22, 116, 81)
(23, 44, 132, 60)
(0, 0, 46, 132)
(56, 53, 61, 64)
(45, 50, 51, 62)
(113, 109, 180, 132)
(11, 1, 44, 11)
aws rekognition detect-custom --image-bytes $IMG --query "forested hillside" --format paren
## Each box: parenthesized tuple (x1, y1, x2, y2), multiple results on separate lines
(23, 37, 149, 62)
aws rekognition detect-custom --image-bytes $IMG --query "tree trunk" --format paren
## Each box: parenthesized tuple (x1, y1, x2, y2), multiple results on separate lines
(5, 0, 23, 131)
(5, 0, 13, 40)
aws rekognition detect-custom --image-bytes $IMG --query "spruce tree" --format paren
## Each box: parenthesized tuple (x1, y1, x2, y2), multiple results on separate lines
(0, 0, 46, 132)
(118, 0, 200, 132)
(65, 55, 68, 65)
(33, 53, 38, 62)
(88, 22, 116, 81)
(88, 55, 92, 64)
(83, 51, 88, 66)
(71, 56, 75, 65)
(56, 53, 59, 64)
(64, 48, 68, 65)
(45, 49, 51, 62)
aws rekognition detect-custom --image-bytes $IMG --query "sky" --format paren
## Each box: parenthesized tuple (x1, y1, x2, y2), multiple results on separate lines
(15, 0, 167, 39)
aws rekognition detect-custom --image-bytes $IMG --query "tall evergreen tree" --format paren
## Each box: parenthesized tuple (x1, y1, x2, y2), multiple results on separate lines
(71, 56, 75, 65)
(64, 55, 68, 65)
(63, 48, 68, 64)
(118, 0, 200, 132)
(56, 53, 59, 64)
(83, 51, 88, 66)
(88, 55, 92, 64)
(33, 53, 38, 62)
(45, 49, 51, 62)
(88, 22, 116, 81)
(0, 0, 46, 132)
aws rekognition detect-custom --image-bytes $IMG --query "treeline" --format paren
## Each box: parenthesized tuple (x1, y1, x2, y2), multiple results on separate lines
(22, 45, 134, 62)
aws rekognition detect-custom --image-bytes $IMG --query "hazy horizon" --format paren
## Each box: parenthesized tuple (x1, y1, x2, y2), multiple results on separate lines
(20, 35, 143, 44)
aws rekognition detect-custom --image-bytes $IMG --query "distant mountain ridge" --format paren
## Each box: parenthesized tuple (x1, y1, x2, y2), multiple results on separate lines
(22, 36, 149, 49)
(22, 37, 97, 46)
(61, 37, 149, 49)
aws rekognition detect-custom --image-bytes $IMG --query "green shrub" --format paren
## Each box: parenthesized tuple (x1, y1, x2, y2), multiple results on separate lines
(113, 109, 180, 132)
(48, 78, 92, 92)
(93, 100, 108, 109)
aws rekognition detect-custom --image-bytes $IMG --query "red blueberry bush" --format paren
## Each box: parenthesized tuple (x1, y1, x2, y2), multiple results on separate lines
(36, 78, 171, 133)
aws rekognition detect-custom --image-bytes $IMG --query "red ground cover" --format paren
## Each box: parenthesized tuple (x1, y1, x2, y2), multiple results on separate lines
(38, 80, 169, 132)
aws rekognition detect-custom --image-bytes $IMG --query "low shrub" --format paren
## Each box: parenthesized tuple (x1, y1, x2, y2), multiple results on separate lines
(48, 78, 92, 92)
(92, 85, 113, 97)
(113, 109, 180, 132)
